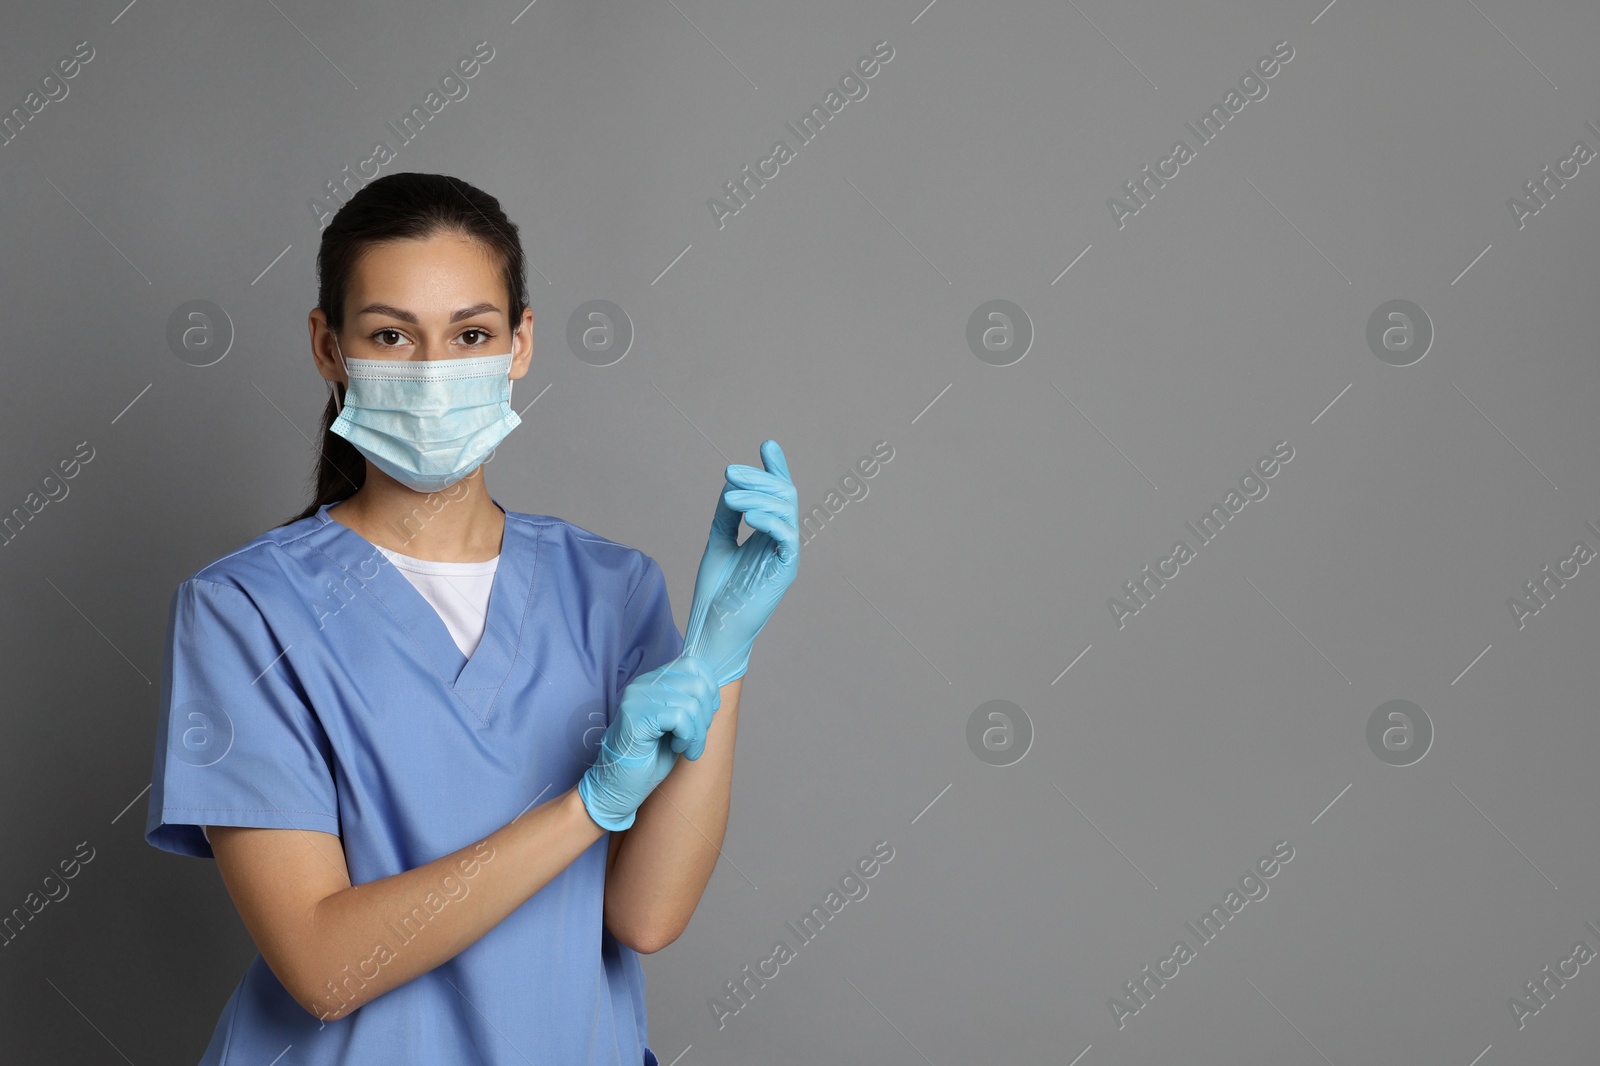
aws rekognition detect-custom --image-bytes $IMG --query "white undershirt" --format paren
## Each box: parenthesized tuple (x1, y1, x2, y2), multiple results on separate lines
(203, 545, 498, 848)
(376, 544, 500, 658)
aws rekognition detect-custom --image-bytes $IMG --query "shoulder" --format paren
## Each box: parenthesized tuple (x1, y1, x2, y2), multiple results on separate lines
(180, 511, 330, 596)
(502, 505, 652, 563)
(503, 509, 661, 591)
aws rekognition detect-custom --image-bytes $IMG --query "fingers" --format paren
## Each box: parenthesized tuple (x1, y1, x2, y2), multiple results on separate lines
(665, 699, 712, 758)
(723, 481, 797, 529)
(740, 508, 799, 560)
(663, 656, 721, 759)
(713, 441, 795, 549)
(724, 461, 797, 527)
(723, 467, 796, 503)
(760, 438, 792, 482)
(605, 726, 666, 763)
(722, 487, 791, 516)
(664, 710, 696, 754)
(707, 484, 742, 543)
(635, 657, 715, 757)
(637, 699, 697, 756)
(726, 442, 797, 500)
(718, 485, 800, 569)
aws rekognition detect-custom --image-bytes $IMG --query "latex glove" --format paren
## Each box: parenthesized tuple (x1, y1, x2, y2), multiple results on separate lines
(577, 654, 721, 832)
(682, 439, 801, 689)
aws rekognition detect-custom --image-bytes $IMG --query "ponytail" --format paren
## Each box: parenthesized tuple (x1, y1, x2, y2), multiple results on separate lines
(286, 385, 366, 524)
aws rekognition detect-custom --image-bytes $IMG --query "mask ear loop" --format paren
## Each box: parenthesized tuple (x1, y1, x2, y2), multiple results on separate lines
(485, 328, 521, 470)
(330, 331, 349, 416)
(507, 327, 517, 406)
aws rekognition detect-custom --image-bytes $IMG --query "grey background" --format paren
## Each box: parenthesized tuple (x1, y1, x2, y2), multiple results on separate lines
(2, 0, 1598, 1062)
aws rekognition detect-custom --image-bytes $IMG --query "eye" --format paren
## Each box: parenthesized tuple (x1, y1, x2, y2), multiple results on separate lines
(370, 328, 408, 349)
(459, 328, 492, 346)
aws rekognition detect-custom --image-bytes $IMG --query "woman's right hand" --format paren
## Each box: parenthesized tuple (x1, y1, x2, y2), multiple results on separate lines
(577, 654, 721, 832)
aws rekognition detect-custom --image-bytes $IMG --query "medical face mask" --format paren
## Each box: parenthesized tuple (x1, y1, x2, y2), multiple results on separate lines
(329, 333, 522, 493)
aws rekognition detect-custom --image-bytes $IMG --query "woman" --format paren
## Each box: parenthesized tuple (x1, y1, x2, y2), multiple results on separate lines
(144, 171, 800, 1065)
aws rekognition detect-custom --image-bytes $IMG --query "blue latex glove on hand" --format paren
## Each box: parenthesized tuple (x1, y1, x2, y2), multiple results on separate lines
(577, 654, 721, 832)
(682, 439, 801, 689)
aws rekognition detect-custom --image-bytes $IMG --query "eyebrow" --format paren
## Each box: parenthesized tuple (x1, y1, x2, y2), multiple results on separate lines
(354, 301, 503, 325)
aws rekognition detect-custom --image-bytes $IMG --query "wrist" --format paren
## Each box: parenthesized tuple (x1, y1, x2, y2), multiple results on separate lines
(574, 774, 635, 833)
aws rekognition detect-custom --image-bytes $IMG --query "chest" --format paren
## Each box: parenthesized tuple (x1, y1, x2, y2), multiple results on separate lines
(276, 548, 628, 869)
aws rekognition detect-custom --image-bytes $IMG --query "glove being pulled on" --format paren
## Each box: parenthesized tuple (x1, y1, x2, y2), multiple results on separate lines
(682, 439, 801, 688)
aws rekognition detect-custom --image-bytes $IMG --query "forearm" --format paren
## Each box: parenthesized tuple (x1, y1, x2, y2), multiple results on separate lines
(605, 676, 742, 952)
(301, 787, 604, 1020)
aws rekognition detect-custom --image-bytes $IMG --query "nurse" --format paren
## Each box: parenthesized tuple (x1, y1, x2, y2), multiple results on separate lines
(144, 171, 800, 1065)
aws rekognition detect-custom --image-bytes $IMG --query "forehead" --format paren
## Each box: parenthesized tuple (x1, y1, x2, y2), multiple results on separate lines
(346, 231, 506, 318)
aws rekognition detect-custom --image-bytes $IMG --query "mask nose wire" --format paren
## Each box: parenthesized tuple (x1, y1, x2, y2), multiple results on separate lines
(329, 327, 518, 414)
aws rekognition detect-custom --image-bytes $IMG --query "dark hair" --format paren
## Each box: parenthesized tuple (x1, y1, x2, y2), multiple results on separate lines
(284, 172, 528, 525)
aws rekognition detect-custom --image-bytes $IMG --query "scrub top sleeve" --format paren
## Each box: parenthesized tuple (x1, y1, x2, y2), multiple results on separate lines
(145, 578, 340, 860)
(613, 555, 685, 703)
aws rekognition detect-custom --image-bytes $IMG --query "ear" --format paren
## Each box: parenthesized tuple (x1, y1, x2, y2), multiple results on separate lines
(308, 310, 346, 384)
(509, 307, 534, 380)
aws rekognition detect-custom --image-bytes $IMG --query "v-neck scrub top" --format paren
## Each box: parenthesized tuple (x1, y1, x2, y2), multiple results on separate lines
(375, 543, 500, 657)
(144, 501, 683, 1066)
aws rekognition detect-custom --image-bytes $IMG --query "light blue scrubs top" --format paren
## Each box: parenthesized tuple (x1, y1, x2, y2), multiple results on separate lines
(144, 501, 682, 1065)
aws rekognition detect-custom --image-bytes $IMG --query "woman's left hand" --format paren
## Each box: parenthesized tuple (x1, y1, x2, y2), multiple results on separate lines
(682, 439, 800, 688)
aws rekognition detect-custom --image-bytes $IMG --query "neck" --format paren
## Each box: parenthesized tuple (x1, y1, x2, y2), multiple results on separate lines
(328, 466, 505, 562)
